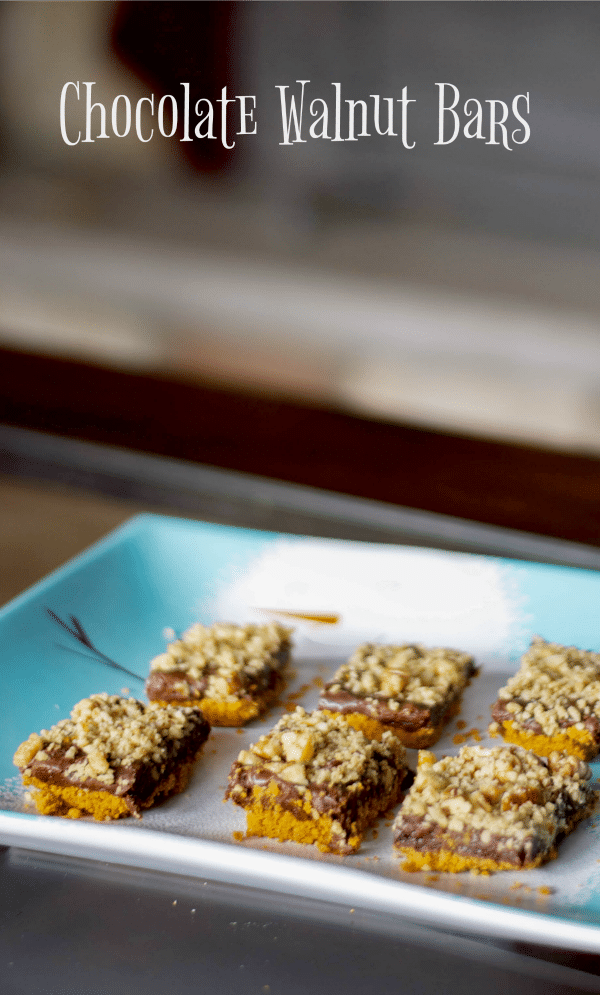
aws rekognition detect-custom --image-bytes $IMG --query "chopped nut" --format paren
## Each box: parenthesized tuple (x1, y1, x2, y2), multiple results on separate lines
(281, 730, 315, 763)
(13, 733, 43, 768)
(87, 750, 110, 775)
(279, 763, 308, 785)
(237, 750, 259, 766)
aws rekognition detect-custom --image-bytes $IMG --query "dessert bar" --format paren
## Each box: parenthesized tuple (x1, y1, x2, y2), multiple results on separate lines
(393, 743, 595, 873)
(13, 693, 210, 820)
(226, 706, 409, 854)
(146, 622, 292, 726)
(318, 642, 476, 748)
(490, 637, 600, 761)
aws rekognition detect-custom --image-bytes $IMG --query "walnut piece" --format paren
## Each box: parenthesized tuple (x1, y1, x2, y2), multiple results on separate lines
(13, 733, 43, 768)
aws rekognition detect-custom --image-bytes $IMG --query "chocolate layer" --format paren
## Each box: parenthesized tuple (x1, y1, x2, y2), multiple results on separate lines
(320, 687, 451, 730)
(146, 648, 289, 704)
(394, 813, 545, 867)
(25, 712, 210, 816)
(228, 759, 399, 823)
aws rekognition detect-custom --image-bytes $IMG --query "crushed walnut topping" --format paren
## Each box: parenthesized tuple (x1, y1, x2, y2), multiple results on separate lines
(494, 637, 600, 737)
(395, 744, 592, 844)
(325, 643, 474, 710)
(234, 706, 406, 790)
(149, 622, 292, 702)
(13, 694, 203, 781)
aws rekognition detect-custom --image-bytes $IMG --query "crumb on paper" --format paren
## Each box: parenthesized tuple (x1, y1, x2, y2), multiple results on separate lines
(236, 729, 244, 735)
(282, 683, 312, 710)
(294, 683, 311, 699)
(510, 882, 523, 890)
(232, 831, 244, 842)
(349, 908, 355, 914)
(312, 677, 324, 689)
(537, 886, 554, 896)
(172, 900, 177, 905)
(456, 720, 467, 730)
(120, 688, 130, 695)
(425, 875, 439, 883)
(453, 727, 481, 745)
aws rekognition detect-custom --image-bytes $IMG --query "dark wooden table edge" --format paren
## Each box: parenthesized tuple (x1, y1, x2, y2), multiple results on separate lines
(2, 423, 600, 572)
(1, 346, 599, 549)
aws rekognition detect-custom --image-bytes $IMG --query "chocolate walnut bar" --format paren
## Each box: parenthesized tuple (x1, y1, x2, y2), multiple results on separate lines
(490, 637, 600, 761)
(14, 693, 210, 820)
(226, 706, 409, 854)
(318, 642, 476, 748)
(393, 744, 595, 873)
(146, 622, 292, 726)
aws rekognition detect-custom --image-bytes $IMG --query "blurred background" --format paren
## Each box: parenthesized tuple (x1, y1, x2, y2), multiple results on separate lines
(2, 0, 600, 453)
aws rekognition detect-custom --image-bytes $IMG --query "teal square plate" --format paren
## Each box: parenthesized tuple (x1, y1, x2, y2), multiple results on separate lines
(3, 512, 600, 951)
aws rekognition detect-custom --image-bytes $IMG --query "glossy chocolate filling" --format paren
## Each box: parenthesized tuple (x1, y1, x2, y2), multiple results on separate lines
(492, 699, 600, 742)
(394, 813, 546, 867)
(319, 688, 447, 730)
(23, 712, 210, 816)
(146, 648, 289, 704)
